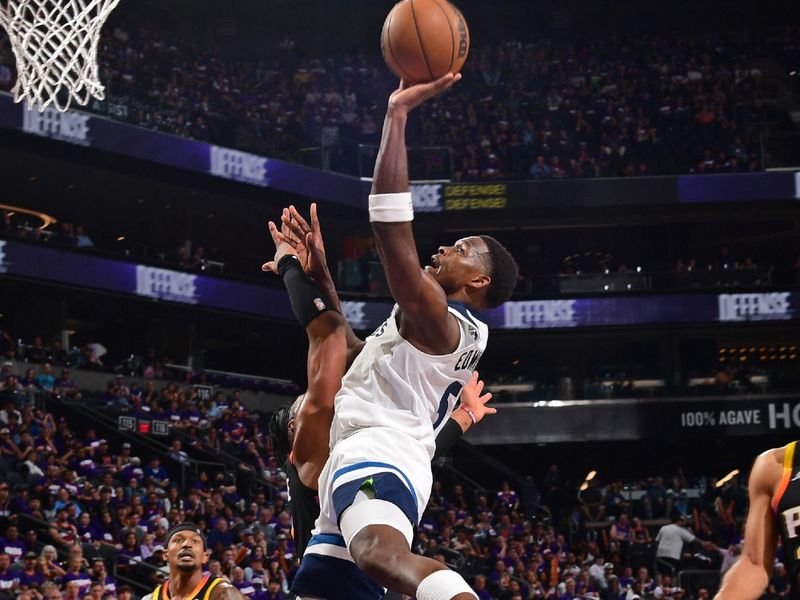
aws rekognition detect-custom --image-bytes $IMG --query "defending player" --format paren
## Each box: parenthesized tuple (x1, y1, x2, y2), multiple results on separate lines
(715, 441, 800, 600)
(142, 523, 244, 600)
(263, 204, 358, 560)
(287, 73, 518, 600)
(264, 205, 497, 590)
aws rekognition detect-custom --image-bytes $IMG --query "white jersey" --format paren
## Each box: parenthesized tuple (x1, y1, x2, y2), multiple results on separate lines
(331, 302, 489, 458)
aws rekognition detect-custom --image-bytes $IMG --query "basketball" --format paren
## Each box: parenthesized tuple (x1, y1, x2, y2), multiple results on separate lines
(380, 0, 470, 84)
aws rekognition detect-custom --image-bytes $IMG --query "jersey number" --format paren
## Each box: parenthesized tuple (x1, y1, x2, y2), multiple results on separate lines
(433, 381, 463, 430)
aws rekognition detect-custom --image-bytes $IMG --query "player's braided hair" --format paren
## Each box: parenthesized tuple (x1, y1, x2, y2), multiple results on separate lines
(479, 235, 519, 308)
(268, 404, 293, 464)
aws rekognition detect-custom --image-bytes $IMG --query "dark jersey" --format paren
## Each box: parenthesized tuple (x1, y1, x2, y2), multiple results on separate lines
(149, 574, 225, 600)
(773, 441, 800, 600)
(286, 454, 319, 559)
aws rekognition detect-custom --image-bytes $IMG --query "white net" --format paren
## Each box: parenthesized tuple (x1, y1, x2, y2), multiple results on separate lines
(0, 0, 121, 112)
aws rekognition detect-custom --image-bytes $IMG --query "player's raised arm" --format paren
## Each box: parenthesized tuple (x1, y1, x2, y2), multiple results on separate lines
(370, 74, 462, 352)
(283, 203, 364, 362)
(715, 449, 782, 600)
(263, 212, 345, 482)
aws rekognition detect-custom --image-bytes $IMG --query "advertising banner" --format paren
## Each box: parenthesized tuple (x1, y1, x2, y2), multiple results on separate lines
(465, 395, 800, 445)
(2, 239, 798, 332)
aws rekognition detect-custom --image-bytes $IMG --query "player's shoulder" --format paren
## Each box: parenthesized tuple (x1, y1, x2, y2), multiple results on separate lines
(750, 444, 793, 490)
(754, 443, 793, 468)
(210, 577, 245, 599)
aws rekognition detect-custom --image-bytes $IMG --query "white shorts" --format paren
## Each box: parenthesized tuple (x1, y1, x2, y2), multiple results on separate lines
(314, 426, 433, 549)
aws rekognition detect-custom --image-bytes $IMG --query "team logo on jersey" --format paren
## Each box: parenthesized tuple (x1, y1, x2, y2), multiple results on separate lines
(782, 506, 800, 538)
(314, 298, 326, 311)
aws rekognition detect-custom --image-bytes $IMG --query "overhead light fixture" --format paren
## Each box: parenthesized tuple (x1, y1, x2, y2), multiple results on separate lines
(579, 481, 589, 491)
(0, 203, 57, 229)
(117, 236, 126, 241)
(715, 469, 740, 488)
(586, 470, 597, 482)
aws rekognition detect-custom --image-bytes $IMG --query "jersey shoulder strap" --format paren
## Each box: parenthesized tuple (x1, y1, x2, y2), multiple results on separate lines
(447, 301, 482, 328)
(202, 577, 224, 600)
(772, 441, 797, 512)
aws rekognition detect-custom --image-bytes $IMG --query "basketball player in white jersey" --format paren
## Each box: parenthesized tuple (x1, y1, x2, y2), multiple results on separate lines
(268, 206, 497, 600)
(284, 73, 519, 600)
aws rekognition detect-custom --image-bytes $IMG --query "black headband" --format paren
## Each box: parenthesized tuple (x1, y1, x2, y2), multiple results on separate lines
(166, 523, 207, 549)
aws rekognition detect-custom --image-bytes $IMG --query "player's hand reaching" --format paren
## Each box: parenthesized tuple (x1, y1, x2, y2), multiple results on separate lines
(387, 73, 461, 116)
(281, 203, 331, 281)
(261, 217, 297, 274)
(459, 371, 495, 424)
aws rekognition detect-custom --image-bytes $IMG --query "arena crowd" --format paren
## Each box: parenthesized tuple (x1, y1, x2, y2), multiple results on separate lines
(0, 336, 765, 600)
(1, 26, 795, 181)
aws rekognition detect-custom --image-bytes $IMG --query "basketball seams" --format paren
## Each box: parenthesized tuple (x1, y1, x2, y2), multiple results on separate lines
(408, 0, 435, 82)
(384, 7, 416, 83)
(429, 0, 455, 74)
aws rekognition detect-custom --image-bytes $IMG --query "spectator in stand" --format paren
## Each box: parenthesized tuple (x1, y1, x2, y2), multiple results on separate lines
(769, 562, 790, 599)
(54, 369, 79, 399)
(0, 525, 24, 562)
(261, 576, 287, 600)
(655, 514, 700, 574)
(0, 401, 19, 427)
(610, 513, 632, 552)
(75, 226, 93, 248)
(144, 457, 169, 487)
(231, 566, 256, 598)
(35, 363, 56, 394)
(60, 555, 92, 597)
(631, 517, 651, 543)
(0, 363, 12, 384)
(208, 518, 233, 553)
(40, 546, 65, 579)
(167, 439, 190, 465)
(26, 337, 48, 364)
(63, 579, 81, 600)
(495, 481, 520, 513)
(18, 552, 46, 593)
(0, 429, 19, 461)
(42, 581, 62, 600)
(0, 552, 18, 596)
(19, 368, 37, 390)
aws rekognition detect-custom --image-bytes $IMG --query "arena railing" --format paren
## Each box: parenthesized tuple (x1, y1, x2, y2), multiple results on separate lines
(163, 363, 294, 390)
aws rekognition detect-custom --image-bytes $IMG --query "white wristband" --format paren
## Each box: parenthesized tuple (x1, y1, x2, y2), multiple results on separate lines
(416, 570, 477, 600)
(368, 192, 414, 223)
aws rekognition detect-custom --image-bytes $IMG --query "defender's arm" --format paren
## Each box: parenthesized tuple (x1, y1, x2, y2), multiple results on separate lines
(715, 449, 783, 600)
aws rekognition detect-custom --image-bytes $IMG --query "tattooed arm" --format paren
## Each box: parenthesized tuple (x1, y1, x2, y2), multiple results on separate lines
(211, 580, 246, 600)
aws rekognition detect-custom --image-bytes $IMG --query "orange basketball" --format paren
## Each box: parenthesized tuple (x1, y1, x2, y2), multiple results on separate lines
(380, 0, 470, 84)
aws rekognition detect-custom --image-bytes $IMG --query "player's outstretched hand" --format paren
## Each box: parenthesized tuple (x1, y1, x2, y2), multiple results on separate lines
(388, 73, 461, 116)
(261, 217, 297, 274)
(460, 371, 495, 423)
(281, 203, 331, 281)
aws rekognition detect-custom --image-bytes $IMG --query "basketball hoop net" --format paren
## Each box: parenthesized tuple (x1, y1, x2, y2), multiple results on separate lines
(0, 0, 121, 112)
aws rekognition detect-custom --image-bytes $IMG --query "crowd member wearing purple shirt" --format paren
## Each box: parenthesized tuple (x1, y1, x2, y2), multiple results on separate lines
(59, 556, 92, 597)
(0, 552, 18, 595)
(0, 525, 25, 562)
(18, 552, 47, 593)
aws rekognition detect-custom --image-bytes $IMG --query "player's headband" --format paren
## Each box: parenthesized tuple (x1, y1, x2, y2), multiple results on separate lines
(165, 522, 207, 550)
